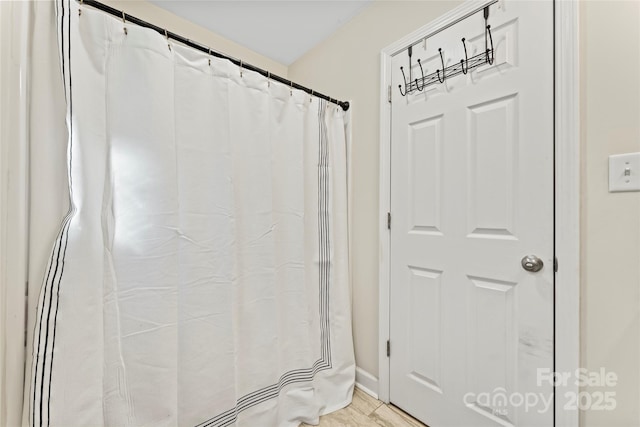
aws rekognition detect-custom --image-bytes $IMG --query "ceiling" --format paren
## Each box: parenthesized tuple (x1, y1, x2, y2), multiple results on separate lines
(149, 1, 373, 65)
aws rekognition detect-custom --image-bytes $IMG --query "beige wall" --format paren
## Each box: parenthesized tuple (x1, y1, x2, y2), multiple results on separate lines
(102, 0, 288, 77)
(290, 1, 640, 425)
(289, 0, 462, 379)
(580, 1, 640, 426)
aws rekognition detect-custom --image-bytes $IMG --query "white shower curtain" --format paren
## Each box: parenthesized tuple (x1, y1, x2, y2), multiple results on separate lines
(29, 2, 354, 426)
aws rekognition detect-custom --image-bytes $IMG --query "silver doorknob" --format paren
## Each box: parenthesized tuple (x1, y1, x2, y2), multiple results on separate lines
(521, 255, 544, 272)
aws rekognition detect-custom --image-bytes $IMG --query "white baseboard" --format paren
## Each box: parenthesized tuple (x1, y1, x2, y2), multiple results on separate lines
(355, 367, 379, 400)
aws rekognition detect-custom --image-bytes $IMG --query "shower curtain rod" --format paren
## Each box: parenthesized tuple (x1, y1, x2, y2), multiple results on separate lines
(76, 0, 350, 111)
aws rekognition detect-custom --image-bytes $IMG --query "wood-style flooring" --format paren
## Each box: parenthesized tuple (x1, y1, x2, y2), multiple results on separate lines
(300, 388, 428, 427)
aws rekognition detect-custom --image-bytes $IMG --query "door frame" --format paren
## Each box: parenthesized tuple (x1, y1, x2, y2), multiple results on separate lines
(377, 1, 580, 426)
(0, 1, 31, 425)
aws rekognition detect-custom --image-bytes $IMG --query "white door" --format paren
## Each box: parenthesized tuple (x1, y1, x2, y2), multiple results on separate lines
(389, 1, 554, 426)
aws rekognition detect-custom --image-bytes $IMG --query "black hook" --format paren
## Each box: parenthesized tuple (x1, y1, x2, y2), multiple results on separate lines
(460, 38, 469, 74)
(415, 59, 425, 91)
(399, 66, 407, 96)
(485, 25, 494, 65)
(436, 48, 445, 83)
(408, 46, 413, 83)
(484, 5, 494, 66)
(398, 46, 414, 96)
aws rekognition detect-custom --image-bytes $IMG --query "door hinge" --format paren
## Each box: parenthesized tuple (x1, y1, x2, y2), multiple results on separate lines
(388, 85, 392, 104)
(24, 284, 28, 347)
(554, 257, 558, 273)
(387, 212, 391, 230)
(386, 340, 391, 357)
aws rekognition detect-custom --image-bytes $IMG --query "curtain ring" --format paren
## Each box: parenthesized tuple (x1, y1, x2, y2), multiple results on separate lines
(267, 71, 271, 87)
(165, 29, 171, 51)
(79, 0, 83, 16)
(208, 49, 212, 67)
(240, 60, 243, 78)
(310, 89, 314, 103)
(122, 11, 128, 35)
(290, 81, 293, 97)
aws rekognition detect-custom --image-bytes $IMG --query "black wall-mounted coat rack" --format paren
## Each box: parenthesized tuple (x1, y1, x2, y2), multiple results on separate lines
(399, 6, 494, 97)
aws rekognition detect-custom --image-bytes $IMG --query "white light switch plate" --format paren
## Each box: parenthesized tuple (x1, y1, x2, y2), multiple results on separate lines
(609, 152, 640, 192)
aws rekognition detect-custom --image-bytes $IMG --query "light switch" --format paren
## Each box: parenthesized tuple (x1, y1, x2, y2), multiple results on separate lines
(609, 152, 640, 192)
